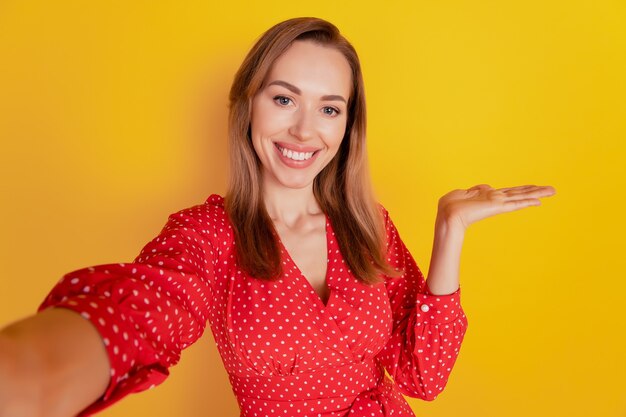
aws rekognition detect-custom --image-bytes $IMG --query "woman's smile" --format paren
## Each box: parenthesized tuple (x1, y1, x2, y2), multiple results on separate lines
(273, 141, 322, 168)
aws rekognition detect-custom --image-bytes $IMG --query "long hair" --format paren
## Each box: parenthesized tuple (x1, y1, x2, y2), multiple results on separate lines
(225, 17, 400, 284)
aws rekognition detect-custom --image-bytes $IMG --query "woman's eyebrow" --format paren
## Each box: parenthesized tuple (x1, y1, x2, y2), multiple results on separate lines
(267, 80, 347, 103)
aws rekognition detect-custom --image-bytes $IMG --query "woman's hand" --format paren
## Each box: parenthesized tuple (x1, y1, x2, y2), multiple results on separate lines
(437, 184, 557, 231)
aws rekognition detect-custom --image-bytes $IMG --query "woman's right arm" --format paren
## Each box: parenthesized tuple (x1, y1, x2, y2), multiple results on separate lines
(0, 307, 110, 417)
(0, 196, 223, 417)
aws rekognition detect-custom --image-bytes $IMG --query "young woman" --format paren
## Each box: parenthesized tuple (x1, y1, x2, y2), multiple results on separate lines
(0, 17, 555, 417)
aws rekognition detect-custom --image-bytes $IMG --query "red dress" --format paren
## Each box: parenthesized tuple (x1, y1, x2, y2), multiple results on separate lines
(39, 194, 468, 417)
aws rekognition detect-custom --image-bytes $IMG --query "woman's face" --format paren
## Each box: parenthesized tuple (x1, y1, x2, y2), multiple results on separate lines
(250, 40, 352, 191)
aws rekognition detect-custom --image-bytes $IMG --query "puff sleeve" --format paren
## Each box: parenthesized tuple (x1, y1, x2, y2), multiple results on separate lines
(375, 207, 469, 401)
(37, 203, 217, 416)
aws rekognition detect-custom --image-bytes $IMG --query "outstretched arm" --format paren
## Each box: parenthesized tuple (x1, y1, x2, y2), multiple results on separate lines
(426, 184, 556, 295)
(0, 308, 110, 417)
(0, 199, 221, 417)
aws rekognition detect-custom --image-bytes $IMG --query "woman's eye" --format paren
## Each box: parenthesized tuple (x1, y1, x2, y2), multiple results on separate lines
(274, 96, 291, 106)
(323, 106, 340, 116)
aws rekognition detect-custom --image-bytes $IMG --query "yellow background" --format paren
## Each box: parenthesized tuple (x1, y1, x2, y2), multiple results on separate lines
(1, 1, 625, 416)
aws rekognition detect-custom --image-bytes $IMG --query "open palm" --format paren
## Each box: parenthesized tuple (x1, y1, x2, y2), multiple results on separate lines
(438, 184, 557, 230)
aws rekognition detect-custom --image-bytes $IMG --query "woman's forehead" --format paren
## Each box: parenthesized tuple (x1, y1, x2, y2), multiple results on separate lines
(264, 40, 352, 100)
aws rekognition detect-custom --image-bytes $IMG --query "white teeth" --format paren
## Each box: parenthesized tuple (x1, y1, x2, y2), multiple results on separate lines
(278, 145, 315, 161)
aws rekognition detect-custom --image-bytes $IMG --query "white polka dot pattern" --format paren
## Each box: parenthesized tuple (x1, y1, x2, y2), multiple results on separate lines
(38, 194, 468, 417)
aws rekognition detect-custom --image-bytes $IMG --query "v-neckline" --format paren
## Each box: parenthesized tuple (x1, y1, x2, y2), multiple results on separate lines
(276, 213, 332, 309)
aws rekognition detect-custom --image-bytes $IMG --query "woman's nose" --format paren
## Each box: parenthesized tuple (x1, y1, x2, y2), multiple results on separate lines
(288, 108, 316, 141)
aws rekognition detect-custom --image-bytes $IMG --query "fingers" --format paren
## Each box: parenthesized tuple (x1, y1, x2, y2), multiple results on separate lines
(502, 198, 542, 211)
(503, 185, 556, 198)
(499, 184, 536, 193)
(470, 184, 555, 193)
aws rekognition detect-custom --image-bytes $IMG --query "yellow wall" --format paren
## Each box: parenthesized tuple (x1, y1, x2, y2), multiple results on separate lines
(1, 1, 624, 416)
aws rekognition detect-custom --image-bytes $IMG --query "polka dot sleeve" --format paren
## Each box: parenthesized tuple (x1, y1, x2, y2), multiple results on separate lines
(374, 207, 469, 401)
(37, 203, 217, 417)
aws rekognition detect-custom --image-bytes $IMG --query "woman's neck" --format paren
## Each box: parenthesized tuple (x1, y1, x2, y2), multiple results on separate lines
(261, 176, 323, 228)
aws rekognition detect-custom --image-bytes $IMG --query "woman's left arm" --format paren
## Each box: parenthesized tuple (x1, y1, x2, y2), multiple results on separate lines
(426, 184, 556, 295)
(375, 184, 556, 401)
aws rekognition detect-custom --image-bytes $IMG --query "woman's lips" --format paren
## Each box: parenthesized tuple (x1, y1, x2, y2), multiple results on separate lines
(273, 142, 321, 169)
(273, 141, 320, 153)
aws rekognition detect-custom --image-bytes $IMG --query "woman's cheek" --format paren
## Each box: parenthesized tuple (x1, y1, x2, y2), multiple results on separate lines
(328, 121, 347, 142)
(263, 106, 291, 128)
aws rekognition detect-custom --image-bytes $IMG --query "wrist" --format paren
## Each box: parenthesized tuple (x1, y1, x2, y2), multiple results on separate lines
(435, 212, 466, 238)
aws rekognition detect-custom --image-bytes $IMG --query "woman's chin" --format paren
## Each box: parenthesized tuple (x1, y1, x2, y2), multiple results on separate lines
(270, 173, 316, 190)
(261, 163, 321, 191)
(279, 179, 315, 190)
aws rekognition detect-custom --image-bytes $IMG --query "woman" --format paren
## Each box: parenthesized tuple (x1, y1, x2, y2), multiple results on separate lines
(0, 17, 555, 417)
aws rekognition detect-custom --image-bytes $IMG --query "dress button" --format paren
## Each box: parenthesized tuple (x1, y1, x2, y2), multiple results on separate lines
(420, 304, 430, 313)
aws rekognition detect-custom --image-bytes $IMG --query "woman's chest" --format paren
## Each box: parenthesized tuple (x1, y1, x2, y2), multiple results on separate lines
(211, 258, 394, 376)
(274, 216, 329, 305)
